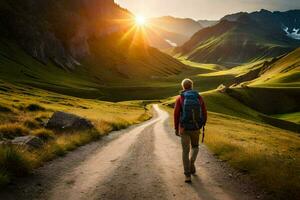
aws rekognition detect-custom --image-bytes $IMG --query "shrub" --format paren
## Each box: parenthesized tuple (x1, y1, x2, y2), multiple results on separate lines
(26, 104, 45, 112)
(35, 114, 49, 123)
(32, 129, 55, 141)
(94, 120, 113, 134)
(0, 105, 12, 112)
(23, 119, 41, 129)
(111, 121, 129, 131)
(110, 118, 130, 131)
(0, 124, 30, 139)
(0, 145, 34, 178)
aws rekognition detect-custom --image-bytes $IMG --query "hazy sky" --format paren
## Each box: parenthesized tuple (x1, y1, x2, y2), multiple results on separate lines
(115, 0, 300, 20)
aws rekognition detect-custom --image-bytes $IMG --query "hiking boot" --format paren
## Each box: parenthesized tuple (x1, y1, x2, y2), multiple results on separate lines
(185, 175, 192, 183)
(190, 162, 196, 175)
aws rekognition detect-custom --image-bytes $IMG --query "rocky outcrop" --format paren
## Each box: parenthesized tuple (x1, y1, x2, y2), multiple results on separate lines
(46, 112, 94, 131)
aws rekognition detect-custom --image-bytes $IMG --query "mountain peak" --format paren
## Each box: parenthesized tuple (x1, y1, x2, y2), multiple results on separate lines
(260, 9, 271, 13)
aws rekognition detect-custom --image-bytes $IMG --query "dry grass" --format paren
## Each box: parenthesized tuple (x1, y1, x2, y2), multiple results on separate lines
(31, 129, 55, 141)
(163, 105, 300, 200)
(0, 82, 152, 186)
(0, 124, 30, 139)
(0, 145, 36, 186)
(206, 113, 300, 199)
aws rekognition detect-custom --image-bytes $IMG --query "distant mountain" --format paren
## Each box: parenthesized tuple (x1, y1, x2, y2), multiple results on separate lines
(221, 12, 247, 22)
(0, 0, 185, 85)
(174, 9, 300, 66)
(197, 20, 219, 28)
(147, 16, 203, 49)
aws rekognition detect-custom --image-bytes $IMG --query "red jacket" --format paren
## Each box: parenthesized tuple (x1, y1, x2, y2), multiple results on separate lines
(174, 90, 207, 130)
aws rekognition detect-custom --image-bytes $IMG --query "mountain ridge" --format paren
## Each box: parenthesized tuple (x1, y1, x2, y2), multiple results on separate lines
(174, 9, 300, 66)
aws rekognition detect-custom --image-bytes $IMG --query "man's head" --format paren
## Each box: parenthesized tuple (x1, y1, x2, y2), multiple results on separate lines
(181, 78, 193, 90)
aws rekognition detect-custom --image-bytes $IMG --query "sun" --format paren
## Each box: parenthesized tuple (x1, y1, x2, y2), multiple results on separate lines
(135, 15, 146, 26)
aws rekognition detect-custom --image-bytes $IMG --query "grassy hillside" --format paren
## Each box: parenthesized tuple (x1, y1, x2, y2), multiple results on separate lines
(0, 35, 188, 100)
(174, 10, 300, 66)
(164, 105, 300, 200)
(0, 0, 187, 99)
(249, 48, 300, 87)
(0, 81, 152, 186)
(227, 87, 300, 115)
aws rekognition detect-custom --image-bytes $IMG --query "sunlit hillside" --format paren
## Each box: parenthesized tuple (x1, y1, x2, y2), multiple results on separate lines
(174, 10, 300, 66)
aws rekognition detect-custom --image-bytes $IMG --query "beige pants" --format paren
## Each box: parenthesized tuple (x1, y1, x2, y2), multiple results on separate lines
(181, 130, 200, 176)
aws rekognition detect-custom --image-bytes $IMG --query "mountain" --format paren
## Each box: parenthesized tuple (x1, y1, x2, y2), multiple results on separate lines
(174, 9, 300, 66)
(0, 0, 186, 97)
(197, 20, 219, 28)
(147, 16, 203, 49)
(249, 48, 300, 87)
(221, 12, 247, 21)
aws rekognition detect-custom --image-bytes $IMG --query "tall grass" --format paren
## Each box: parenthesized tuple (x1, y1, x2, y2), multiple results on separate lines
(0, 124, 30, 139)
(0, 82, 153, 187)
(0, 112, 152, 187)
(163, 105, 300, 200)
(0, 145, 36, 186)
(205, 113, 300, 200)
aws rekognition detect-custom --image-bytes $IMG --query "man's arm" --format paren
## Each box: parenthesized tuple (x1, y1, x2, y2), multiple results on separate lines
(199, 95, 207, 125)
(174, 97, 181, 131)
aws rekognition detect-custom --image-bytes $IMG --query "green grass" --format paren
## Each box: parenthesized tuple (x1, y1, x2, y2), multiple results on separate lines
(201, 90, 261, 122)
(250, 48, 300, 86)
(205, 113, 300, 200)
(174, 19, 299, 66)
(0, 36, 237, 101)
(226, 87, 300, 115)
(0, 81, 152, 186)
(201, 89, 300, 132)
(163, 105, 300, 200)
(273, 112, 300, 124)
(179, 59, 225, 72)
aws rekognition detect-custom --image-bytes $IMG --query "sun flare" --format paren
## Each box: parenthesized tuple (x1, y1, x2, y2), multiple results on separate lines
(135, 15, 146, 26)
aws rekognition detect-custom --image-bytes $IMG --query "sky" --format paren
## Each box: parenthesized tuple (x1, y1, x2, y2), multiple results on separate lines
(114, 0, 300, 20)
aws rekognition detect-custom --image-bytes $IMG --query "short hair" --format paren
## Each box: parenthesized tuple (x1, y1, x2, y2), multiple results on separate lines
(181, 78, 193, 90)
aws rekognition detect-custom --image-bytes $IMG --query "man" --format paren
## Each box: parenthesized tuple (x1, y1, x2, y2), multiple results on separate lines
(174, 78, 207, 183)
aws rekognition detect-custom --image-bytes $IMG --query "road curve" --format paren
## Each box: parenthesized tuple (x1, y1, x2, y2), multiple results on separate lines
(0, 105, 257, 200)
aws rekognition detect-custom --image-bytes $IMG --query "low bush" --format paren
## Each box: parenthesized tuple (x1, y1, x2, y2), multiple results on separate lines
(0, 145, 35, 186)
(32, 129, 55, 141)
(35, 114, 49, 123)
(111, 121, 129, 131)
(26, 104, 45, 112)
(94, 120, 113, 134)
(23, 119, 41, 129)
(0, 124, 30, 139)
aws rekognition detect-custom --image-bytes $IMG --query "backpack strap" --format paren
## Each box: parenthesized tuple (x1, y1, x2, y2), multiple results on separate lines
(179, 93, 184, 109)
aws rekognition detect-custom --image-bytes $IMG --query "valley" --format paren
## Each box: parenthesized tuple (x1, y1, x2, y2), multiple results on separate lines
(0, 1, 299, 200)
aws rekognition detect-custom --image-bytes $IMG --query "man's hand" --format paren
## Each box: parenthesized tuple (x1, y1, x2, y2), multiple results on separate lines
(175, 129, 180, 137)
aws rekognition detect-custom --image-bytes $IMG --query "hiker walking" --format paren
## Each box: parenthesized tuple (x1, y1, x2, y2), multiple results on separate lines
(174, 78, 207, 183)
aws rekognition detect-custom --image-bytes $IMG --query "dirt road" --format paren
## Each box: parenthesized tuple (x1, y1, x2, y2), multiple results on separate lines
(1, 105, 259, 200)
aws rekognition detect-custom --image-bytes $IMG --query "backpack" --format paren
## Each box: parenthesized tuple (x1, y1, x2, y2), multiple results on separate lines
(180, 90, 204, 131)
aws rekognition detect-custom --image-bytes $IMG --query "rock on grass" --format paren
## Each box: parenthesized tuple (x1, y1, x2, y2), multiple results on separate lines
(46, 112, 94, 131)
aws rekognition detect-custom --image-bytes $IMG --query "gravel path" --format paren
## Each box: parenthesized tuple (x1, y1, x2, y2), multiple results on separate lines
(0, 105, 260, 200)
